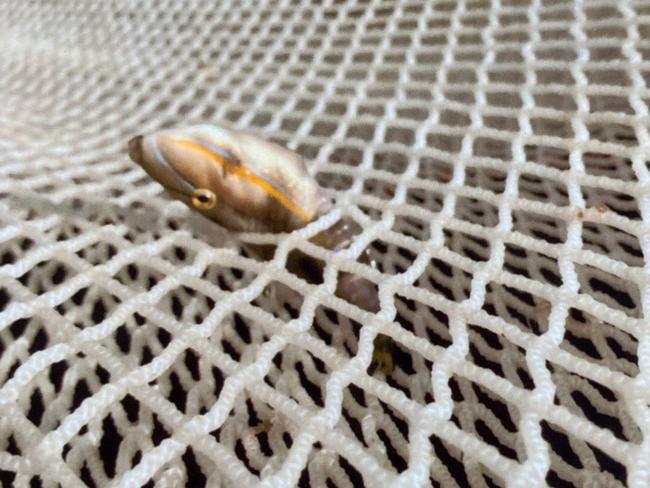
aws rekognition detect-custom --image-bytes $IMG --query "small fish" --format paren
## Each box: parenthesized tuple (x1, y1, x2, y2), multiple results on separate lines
(128, 125, 394, 374)
(128, 125, 331, 233)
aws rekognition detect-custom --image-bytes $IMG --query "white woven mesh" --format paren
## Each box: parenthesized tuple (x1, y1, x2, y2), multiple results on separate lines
(1, 0, 650, 486)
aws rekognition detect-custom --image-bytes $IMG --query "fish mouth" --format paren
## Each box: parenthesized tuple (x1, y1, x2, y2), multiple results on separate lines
(128, 135, 144, 165)
(127, 134, 196, 197)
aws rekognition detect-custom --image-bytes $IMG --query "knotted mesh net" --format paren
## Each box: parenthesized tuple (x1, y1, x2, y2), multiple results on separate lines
(1, 0, 650, 486)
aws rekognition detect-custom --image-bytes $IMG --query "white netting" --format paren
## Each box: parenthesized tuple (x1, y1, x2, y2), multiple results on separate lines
(1, 0, 650, 486)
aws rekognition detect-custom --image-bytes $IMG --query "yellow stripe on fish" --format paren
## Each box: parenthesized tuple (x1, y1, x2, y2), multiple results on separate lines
(173, 138, 313, 224)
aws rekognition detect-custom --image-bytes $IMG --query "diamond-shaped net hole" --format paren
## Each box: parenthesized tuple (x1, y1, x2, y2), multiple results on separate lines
(464, 165, 509, 195)
(335, 382, 416, 478)
(362, 178, 396, 200)
(445, 229, 491, 263)
(200, 262, 258, 292)
(0, 236, 37, 267)
(357, 239, 418, 276)
(429, 432, 506, 487)
(512, 208, 567, 245)
(483, 282, 549, 337)
(583, 150, 636, 181)
(541, 420, 627, 487)
(467, 323, 535, 390)
(308, 304, 362, 361)
(503, 243, 562, 287)
(524, 143, 571, 172)
(559, 307, 639, 377)
(417, 157, 454, 184)
(582, 185, 642, 221)
(472, 137, 512, 161)
(531, 118, 574, 139)
(454, 197, 501, 228)
(406, 187, 445, 214)
(1, 315, 54, 384)
(15, 258, 81, 296)
(315, 171, 355, 192)
(483, 115, 520, 133)
(549, 360, 642, 445)
(265, 347, 328, 413)
(574, 263, 641, 319)
(449, 375, 521, 463)
(65, 401, 176, 486)
(211, 394, 295, 480)
(327, 146, 365, 168)
(391, 215, 431, 242)
(518, 171, 570, 207)
(415, 257, 473, 304)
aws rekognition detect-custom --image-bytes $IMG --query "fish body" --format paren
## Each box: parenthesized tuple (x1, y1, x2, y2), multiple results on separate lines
(128, 124, 393, 374)
(129, 125, 331, 233)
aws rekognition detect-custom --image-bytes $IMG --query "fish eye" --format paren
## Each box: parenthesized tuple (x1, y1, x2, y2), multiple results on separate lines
(191, 188, 217, 209)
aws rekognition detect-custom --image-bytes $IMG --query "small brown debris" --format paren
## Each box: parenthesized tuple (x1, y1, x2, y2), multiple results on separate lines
(595, 202, 609, 214)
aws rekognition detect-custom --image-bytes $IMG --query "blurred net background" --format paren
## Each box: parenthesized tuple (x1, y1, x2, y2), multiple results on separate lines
(1, 0, 650, 486)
